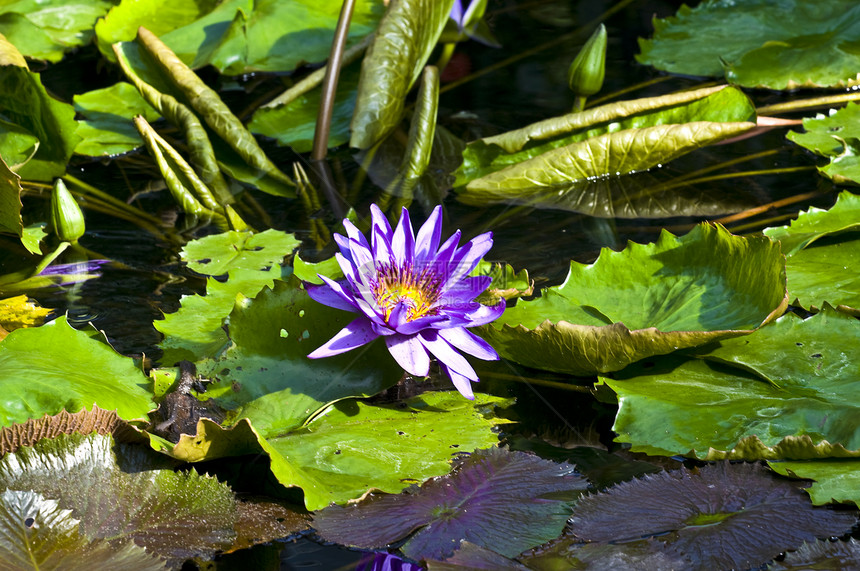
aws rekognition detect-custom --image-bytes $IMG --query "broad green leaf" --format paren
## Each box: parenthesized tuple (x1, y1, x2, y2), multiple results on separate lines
(764, 190, 860, 255)
(599, 307, 860, 459)
(0, 432, 236, 565)
(786, 103, 860, 185)
(180, 229, 299, 276)
(94, 0, 219, 62)
(248, 63, 360, 153)
(0, 316, 155, 426)
(455, 85, 755, 185)
(0, 118, 39, 171)
(480, 224, 787, 375)
(73, 82, 161, 157)
(0, 490, 167, 570)
(195, 277, 403, 435)
(350, 0, 456, 149)
(0, 0, 115, 63)
(463, 121, 754, 192)
(637, 0, 860, 89)
(769, 460, 860, 507)
(0, 35, 80, 181)
(261, 392, 510, 510)
(785, 239, 860, 315)
(292, 252, 343, 285)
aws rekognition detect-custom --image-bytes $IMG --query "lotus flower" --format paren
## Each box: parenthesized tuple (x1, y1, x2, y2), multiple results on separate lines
(306, 204, 505, 399)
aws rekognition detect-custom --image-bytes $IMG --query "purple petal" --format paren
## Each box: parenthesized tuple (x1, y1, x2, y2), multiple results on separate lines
(391, 207, 416, 267)
(306, 281, 358, 312)
(370, 203, 393, 236)
(433, 230, 461, 270)
(435, 301, 505, 328)
(438, 362, 475, 400)
(449, 0, 464, 27)
(395, 313, 449, 335)
(444, 232, 493, 290)
(418, 331, 477, 381)
(343, 218, 370, 251)
(440, 275, 492, 304)
(307, 317, 378, 358)
(438, 327, 499, 361)
(385, 334, 430, 376)
(387, 301, 409, 330)
(415, 206, 443, 263)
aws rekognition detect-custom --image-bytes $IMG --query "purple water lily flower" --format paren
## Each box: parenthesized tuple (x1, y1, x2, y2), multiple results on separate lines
(306, 204, 505, 400)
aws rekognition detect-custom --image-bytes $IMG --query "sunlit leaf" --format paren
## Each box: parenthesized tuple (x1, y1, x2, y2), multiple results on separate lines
(480, 224, 787, 375)
(350, 0, 455, 149)
(600, 306, 860, 459)
(767, 538, 860, 570)
(73, 82, 162, 157)
(0, 316, 155, 427)
(455, 85, 755, 185)
(0, 156, 23, 245)
(314, 447, 586, 560)
(764, 190, 860, 255)
(569, 463, 856, 570)
(0, 295, 51, 331)
(0, 489, 167, 570)
(0, 432, 236, 566)
(180, 230, 298, 276)
(0, 0, 115, 63)
(638, 0, 860, 89)
(786, 103, 860, 185)
(0, 35, 80, 181)
(769, 460, 860, 507)
(785, 239, 860, 315)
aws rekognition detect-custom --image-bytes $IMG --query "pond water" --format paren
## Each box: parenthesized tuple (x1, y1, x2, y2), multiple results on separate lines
(3, 0, 856, 568)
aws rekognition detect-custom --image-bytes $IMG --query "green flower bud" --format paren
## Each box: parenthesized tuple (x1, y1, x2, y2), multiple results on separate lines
(568, 24, 607, 98)
(50, 178, 85, 243)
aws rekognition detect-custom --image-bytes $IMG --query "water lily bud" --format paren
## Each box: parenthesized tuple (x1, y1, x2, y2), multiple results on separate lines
(568, 24, 607, 99)
(50, 178, 85, 244)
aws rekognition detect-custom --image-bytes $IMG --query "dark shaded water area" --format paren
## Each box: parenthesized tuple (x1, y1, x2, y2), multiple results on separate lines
(2, 0, 848, 567)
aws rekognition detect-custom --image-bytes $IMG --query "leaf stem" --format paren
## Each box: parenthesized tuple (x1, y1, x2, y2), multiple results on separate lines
(756, 90, 860, 116)
(482, 370, 595, 393)
(312, 0, 357, 161)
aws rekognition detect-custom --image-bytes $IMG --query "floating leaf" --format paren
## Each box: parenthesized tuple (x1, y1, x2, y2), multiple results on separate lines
(769, 460, 860, 507)
(0, 0, 115, 63)
(0, 316, 155, 427)
(73, 82, 162, 157)
(455, 85, 755, 185)
(0, 34, 80, 181)
(521, 535, 689, 571)
(314, 447, 585, 560)
(180, 230, 298, 276)
(426, 541, 530, 570)
(463, 120, 754, 192)
(569, 463, 856, 570)
(764, 190, 860, 255)
(350, 0, 455, 149)
(786, 104, 860, 185)
(0, 489, 167, 570)
(600, 306, 860, 459)
(638, 0, 860, 89)
(0, 432, 237, 566)
(0, 295, 51, 332)
(785, 239, 860, 314)
(231, 496, 309, 552)
(480, 223, 787, 375)
(768, 538, 860, 570)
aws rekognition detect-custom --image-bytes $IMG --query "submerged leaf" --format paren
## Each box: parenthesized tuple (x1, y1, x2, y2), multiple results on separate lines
(768, 538, 860, 570)
(480, 223, 787, 375)
(314, 447, 586, 560)
(638, 0, 860, 89)
(350, 0, 455, 149)
(570, 463, 856, 570)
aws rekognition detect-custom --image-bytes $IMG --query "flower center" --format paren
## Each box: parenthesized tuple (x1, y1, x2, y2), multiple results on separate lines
(372, 262, 442, 322)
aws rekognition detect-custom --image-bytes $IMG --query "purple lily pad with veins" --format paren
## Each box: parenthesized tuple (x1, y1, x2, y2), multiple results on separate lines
(313, 447, 588, 561)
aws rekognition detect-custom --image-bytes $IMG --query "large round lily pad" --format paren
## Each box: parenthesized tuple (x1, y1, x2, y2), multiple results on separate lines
(480, 223, 787, 375)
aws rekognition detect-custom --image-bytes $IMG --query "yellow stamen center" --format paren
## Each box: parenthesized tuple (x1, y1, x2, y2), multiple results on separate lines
(373, 262, 441, 322)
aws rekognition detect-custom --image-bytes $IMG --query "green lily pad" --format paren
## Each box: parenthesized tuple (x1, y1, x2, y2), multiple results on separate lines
(313, 447, 587, 560)
(769, 460, 860, 507)
(455, 85, 755, 186)
(0, 35, 80, 181)
(764, 190, 860, 255)
(350, 0, 455, 149)
(179, 229, 299, 276)
(479, 223, 787, 376)
(638, 0, 860, 89)
(0, 316, 155, 427)
(786, 103, 860, 185)
(0, 0, 115, 63)
(0, 432, 236, 566)
(73, 82, 163, 157)
(785, 239, 860, 315)
(599, 306, 860, 459)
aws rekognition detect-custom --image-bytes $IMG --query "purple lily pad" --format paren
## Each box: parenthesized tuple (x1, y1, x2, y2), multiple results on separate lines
(769, 538, 860, 570)
(313, 447, 588, 561)
(569, 462, 857, 570)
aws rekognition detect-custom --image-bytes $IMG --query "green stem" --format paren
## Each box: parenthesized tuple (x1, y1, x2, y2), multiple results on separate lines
(757, 90, 860, 116)
(482, 371, 594, 394)
(32, 242, 70, 275)
(62, 175, 163, 226)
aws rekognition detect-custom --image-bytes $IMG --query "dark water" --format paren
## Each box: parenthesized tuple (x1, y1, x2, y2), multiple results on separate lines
(6, 0, 842, 567)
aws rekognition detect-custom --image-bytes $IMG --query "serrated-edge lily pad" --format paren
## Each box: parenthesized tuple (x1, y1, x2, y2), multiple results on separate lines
(480, 223, 787, 375)
(769, 459, 860, 507)
(784, 239, 860, 315)
(764, 189, 860, 255)
(313, 447, 586, 560)
(767, 538, 860, 570)
(180, 229, 299, 276)
(569, 462, 856, 570)
(786, 103, 860, 186)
